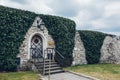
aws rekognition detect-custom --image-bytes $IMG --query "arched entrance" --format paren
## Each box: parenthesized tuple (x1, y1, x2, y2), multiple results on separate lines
(30, 35, 43, 59)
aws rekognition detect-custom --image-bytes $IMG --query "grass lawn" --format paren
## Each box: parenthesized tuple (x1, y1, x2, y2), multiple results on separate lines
(0, 71, 39, 80)
(65, 64, 120, 80)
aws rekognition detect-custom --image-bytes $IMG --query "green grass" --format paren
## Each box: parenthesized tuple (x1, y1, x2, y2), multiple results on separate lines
(0, 71, 39, 80)
(65, 64, 120, 80)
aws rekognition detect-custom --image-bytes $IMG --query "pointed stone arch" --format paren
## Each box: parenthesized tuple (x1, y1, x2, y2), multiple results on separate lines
(28, 32, 47, 59)
(18, 16, 55, 69)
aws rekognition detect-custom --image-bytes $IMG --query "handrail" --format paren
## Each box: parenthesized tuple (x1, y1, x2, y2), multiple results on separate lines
(30, 48, 64, 76)
(30, 48, 45, 75)
(35, 48, 45, 75)
(54, 49, 64, 59)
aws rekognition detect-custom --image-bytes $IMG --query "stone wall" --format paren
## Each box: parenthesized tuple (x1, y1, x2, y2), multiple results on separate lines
(18, 16, 120, 68)
(100, 36, 120, 64)
(72, 32, 87, 65)
(72, 33, 120, 65)
(18, 17, 55, 69)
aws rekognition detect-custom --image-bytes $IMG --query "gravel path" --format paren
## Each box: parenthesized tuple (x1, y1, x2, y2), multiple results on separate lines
(45, 72, 93, 80)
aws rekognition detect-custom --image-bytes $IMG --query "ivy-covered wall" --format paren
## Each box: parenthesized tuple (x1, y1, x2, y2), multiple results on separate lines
(78, 30, 108, 64)
(0, 6, 76, 71)
(40, 15, 76, 67)
(0, 6, 37, 71)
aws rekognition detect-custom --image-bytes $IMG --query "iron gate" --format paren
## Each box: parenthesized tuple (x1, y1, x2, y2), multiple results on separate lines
(30, 35, 43, 58)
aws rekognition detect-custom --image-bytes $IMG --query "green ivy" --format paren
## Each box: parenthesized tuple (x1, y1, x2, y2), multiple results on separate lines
(0, 6, 76, 71)
(78, 30, 108, 64)
(40, 15, 76, 67)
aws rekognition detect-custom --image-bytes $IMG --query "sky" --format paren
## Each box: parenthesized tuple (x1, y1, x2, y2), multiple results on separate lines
(0, 0, 120, 35)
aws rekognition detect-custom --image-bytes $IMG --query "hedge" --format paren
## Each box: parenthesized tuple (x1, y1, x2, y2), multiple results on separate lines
(0, 6, 76, 71)
(78, 30, 108, 64)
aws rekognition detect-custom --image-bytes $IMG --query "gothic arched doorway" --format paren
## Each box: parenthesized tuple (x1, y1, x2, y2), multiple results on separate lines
(30, 35, 43, 59)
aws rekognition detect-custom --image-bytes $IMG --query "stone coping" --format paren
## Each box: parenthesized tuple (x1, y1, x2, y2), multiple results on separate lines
(65, 70, 100, 80)
(39, 74, 48, 80)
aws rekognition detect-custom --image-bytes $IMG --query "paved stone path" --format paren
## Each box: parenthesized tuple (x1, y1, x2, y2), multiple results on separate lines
(45, 72, 93, 80)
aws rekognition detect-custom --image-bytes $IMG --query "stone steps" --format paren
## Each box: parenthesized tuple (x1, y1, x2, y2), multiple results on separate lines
(35, 61, 57, 66)
(34, 59, 64, 75)
(45, 69, 64, 75)
(44, 66, 62, 71)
